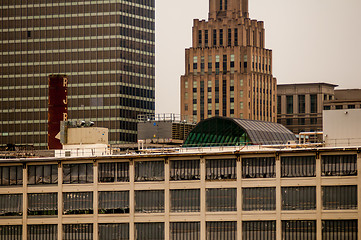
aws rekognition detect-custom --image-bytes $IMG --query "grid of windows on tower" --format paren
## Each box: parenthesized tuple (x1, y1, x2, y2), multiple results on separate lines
(0, 0, 155, 147)
(190, 54, 271, 75)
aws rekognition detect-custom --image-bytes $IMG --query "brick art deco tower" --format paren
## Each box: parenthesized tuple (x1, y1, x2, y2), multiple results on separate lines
(181, 0, 277, 123)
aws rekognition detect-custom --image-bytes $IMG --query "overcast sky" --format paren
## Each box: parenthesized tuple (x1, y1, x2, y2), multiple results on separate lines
(155, 0, 361, 114)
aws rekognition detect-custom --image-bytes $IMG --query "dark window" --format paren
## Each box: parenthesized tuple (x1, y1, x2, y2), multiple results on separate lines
(220, 0, 223, 10)
(286, 95, 293, 114)
(135, 190, 164, 213)
(170, 189, 200, 212)
(281, 156, 316, 178)
(242, 221, 276, 240)
(223, 55, 227, 72)
(0, 225, 22, 240)
(98, 223, 129, 240)
(282, 220, 316, 240)
(63, 224, 93, 240)
(205, 30, 209, 46)
(310, 94, 317, 113)
(0, 165, 23, 186)
(242, 187, 276, 211)
(63, 192, 93, 215)
(98, 191, 129, 214)
(310, 118, 318, 125)
(28, 225, 57, 240)
(322, 220, 358, 240)
(298, 118, 305, 125)
(242, 157, 275, 178)
(63, 163, 93, 184)
(335, 105, 343, 109)
(228, 29, 232, 46)
(0, 194, 22, 216)
(286, 119, 293, 126)
(277, 96, 282, 114)
(28, 165, 58, 185)
(28, 193, 58, 215)
(201, 56, 205, 73)
(135, 223, 164, 240)
(206, 188, 236, 212)
(234, 28, 238, 46)
(206, 159, 236, 180)
(322, 185, 357, 210)
(324, 106, 331, 110)
(282, 186, 316, 210)
(198, 30, 202, 47)
(321, 154, 357, 176)
(348, 105, 355, 109)
(298, 95, 305, 113)
(219, 29, 223, 45)
(135, 161, 164, 181)
(98, 162, 129, 182)
(206, 221, 236, 240)
(213, 30, 217, 46)
(170, 222, 200, 240)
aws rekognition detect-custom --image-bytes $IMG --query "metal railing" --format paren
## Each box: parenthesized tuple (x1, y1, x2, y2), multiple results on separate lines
(137, 113, 191, 123)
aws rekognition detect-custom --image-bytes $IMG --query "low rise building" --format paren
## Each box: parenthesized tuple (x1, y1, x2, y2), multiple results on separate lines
(0, 144, 359, 239)
(277, 83, 337, 134)
(323, 89, 361, 111)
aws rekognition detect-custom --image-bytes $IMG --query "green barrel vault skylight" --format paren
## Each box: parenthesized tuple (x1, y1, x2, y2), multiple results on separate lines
(183, 117, 296, 147)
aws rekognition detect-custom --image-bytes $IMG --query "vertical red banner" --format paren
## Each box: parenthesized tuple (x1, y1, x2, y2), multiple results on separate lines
(48, 75, 68, 149)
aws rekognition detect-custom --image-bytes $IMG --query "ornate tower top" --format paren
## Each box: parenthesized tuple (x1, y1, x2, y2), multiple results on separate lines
(209, 0, 249, 20)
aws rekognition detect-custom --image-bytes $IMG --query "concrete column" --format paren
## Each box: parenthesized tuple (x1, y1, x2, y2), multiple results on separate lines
(200, 157, 206, 240)
(22, 164, 27, 240)
(316, 152, 322, 240)
(164, 158, 170, 239)
(93, 161, 98, 240)
(129, 160, 135, 240)
(58, 162, 63, 240)
(357, 152, 361, 240)
(305, 94, 311, 115)
(275, 154, 281, 239)
(236, 155, 242, 240)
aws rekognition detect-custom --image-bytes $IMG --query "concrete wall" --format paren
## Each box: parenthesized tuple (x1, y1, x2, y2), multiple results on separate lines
(323, 109, 361, 147)
(138, 121, 173, 141)
(67, 128, 108, 145)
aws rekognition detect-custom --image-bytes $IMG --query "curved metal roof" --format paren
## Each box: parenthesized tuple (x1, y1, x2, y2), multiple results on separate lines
(232, 118, 296, 145)
(183, 116, 296, 147)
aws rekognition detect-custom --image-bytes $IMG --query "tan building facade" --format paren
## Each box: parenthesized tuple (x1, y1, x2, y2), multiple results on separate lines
(324, 89, 361, 111)
(0, 146, 359, 239)
(180, 0, 277, 123)
(277, 83, 337, 134)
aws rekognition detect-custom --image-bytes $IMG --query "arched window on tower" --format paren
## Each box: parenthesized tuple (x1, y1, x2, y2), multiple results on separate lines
(225, 0, 228, 10)
(220, 0, 223, 10)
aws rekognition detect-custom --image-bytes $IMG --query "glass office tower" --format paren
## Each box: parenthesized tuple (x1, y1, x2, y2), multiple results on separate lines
(0, 0, 155, 148)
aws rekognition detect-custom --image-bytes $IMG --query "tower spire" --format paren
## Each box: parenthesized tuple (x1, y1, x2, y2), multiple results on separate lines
(209, 0, 249, 19)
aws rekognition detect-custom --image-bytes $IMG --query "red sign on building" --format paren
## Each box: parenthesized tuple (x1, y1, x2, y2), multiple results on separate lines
(48, 75, 68, 149)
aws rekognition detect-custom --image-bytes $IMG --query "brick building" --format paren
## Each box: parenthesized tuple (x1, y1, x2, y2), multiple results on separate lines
(181, 0, 277, 123)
